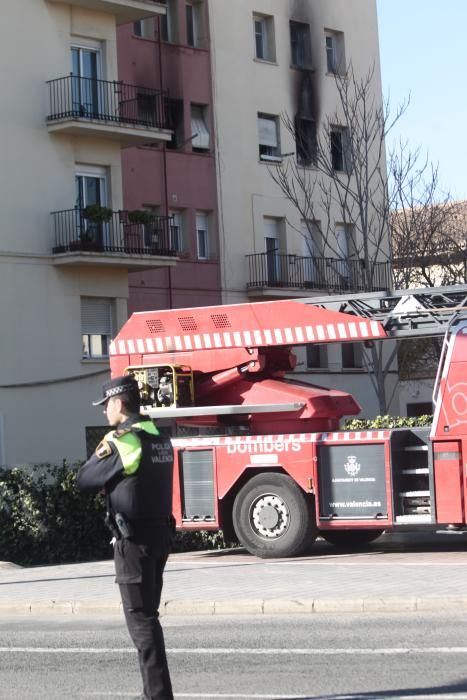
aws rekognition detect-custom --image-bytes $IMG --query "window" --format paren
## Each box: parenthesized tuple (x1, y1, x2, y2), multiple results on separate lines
(257, 114, 281, 161)
(159, 0, 177, 42)
(186, 2, 204, 48)
(167, 99, 184, 149)
(407, 402, 433, 417)
(137, 93, 157, 126)
(71, 46, 101, 116)
(295, 116, 316, 166)
(264, 217, 282, 284)
(330, 126, 351, 172)
(75, 167, 109, 248)
(169, 210, 184, 252)
(81, 298, 112, 359)
(191, 104, 210, 151)
(196, 212, 209, 259)
(131, 206, 159, 249)
(342, 342, 364, 369)
(301, 219, 321, 285)
(253, 14, 275, 62)
(133, 18, 154, 39)
(307, 344, 328, 369)
(290, 21, 311, 68)
(325, 30, 345, 74)
(334, 223, 354, 287)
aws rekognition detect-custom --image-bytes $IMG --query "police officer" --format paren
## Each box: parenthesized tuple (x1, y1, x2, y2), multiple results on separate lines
(77, 376, 174, 700)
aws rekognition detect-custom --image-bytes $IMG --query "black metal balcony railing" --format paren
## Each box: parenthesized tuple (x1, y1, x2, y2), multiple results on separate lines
(47, 75, 170, 130)
(52, 209, 177, 256)
(246, 252, 392, 293)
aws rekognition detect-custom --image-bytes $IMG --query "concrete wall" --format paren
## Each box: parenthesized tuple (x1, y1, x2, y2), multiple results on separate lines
(208, 0, 397, 417)
(0, 1, 132, 464)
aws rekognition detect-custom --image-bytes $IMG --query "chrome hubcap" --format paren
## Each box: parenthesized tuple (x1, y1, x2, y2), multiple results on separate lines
(249, 493, 290, 539)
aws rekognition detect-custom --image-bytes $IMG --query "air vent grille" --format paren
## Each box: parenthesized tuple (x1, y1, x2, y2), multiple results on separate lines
(211, 313, 231, 328)
(178, 316, 198, 331)
(146, 319, 165, 334)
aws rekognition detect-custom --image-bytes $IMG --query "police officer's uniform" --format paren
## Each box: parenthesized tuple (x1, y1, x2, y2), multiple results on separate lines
(77, 377, 174, 700)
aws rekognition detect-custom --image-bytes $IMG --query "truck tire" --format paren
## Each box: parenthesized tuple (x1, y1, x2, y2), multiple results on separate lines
(232, 473, 317, 559)
(321, 529, 384, 547)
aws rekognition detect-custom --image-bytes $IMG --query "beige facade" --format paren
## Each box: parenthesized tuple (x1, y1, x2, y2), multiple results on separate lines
(208, 0, 397, 417)
(0, 0, 169, 465)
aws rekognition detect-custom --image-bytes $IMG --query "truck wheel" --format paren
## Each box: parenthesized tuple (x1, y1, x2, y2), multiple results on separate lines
(232, 473, 317, 559)
(321, 529, 384, 547)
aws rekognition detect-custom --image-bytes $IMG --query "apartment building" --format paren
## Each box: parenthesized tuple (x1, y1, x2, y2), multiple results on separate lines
(208, 0, 398, 417)
(0, 0, 176, 464)
(117, 0, 221, 313)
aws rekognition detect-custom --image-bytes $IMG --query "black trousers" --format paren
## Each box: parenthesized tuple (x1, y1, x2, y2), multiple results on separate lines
(114, 537, 173, 700)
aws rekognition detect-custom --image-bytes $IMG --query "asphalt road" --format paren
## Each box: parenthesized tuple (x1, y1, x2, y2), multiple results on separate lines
(3, 612, 467, 699)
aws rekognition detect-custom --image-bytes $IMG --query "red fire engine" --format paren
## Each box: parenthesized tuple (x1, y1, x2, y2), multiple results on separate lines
(109, 285, 467, 558)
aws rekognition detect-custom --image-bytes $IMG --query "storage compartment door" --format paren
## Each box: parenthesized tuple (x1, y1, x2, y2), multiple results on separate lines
(180, 449, 216, 522)
(318, 443, 388, 520)
(433, 441, 463, 524)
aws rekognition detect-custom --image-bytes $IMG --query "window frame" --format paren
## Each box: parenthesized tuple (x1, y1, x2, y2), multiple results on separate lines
(341, 342, 364, 370)
(133, 17, 154, 39)
(191, 104, 210, 152)
(167, 99, 184, 150)
(186, 2, 204, 48)
(196, 212, 209, 260)
(159, 0, 177, 43)
(169, 210, 184, 253)
(306, 344, 328, 370)
(81, 297, 113, 361)
(257, 113, 281, 162)
(325, 30, 345, 75)
(253, 13, 275, 62)
(330, 126, 351, 173)
(295, 116, 316, 167)
(290, 20, 312, 69)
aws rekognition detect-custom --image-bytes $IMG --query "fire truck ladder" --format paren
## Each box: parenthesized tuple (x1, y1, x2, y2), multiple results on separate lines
(136, 285, 467, 420)
(301, 284, 467, 527)
(302, 284, 467, 338)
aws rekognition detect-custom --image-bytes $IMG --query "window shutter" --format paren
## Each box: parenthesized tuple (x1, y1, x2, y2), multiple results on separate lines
(81, 298, 111, 335)
(196, 213, 208, 233)
(258, 117, 278, 147)
(191, 106, 210, 149)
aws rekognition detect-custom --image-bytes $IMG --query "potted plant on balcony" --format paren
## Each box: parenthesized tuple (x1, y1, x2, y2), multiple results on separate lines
(126, 210, 160, 253)
(127, 209, 155, 225)
(81, 204, 112, 251)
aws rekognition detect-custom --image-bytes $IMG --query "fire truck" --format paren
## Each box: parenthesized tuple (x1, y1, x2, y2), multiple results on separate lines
(108, 285, 467, 558)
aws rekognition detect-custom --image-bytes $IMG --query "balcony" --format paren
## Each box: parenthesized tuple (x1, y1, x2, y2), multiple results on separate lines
(46, 76, 172, 147)
(45, 0, 165, 25)
(246, 252, 392, 298)
(52, 208, 178, 270)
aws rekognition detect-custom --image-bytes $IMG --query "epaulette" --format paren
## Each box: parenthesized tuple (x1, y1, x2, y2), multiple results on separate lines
(113, 427, 132, 438)
(95, 439, 113, 459)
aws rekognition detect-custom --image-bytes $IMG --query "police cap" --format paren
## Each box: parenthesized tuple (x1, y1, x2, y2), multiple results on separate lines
(92, 375, 140, 406)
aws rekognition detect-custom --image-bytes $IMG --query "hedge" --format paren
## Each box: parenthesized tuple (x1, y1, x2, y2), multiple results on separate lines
(0, 463, 231, 567)
(1, 415, 432, 566)
(344, 414, 432, 430)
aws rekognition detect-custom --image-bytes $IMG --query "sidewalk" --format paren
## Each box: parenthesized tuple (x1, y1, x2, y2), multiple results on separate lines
(1, 531, 467, 616)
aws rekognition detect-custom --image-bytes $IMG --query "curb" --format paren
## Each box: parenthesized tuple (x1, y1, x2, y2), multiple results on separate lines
(2, 596, 467, 616)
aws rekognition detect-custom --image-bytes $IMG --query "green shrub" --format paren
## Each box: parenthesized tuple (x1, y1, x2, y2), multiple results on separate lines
(344, 414, 433, 430)
(0, 463, 235, 566)
(0, 463, 109, 566)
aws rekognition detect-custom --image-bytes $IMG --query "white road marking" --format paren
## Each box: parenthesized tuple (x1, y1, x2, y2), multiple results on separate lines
(5, 646, 467, 655)
(80, 694, 467, 699)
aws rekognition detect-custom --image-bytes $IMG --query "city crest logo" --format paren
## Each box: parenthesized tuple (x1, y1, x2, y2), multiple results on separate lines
(344, 455, 361, 477)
